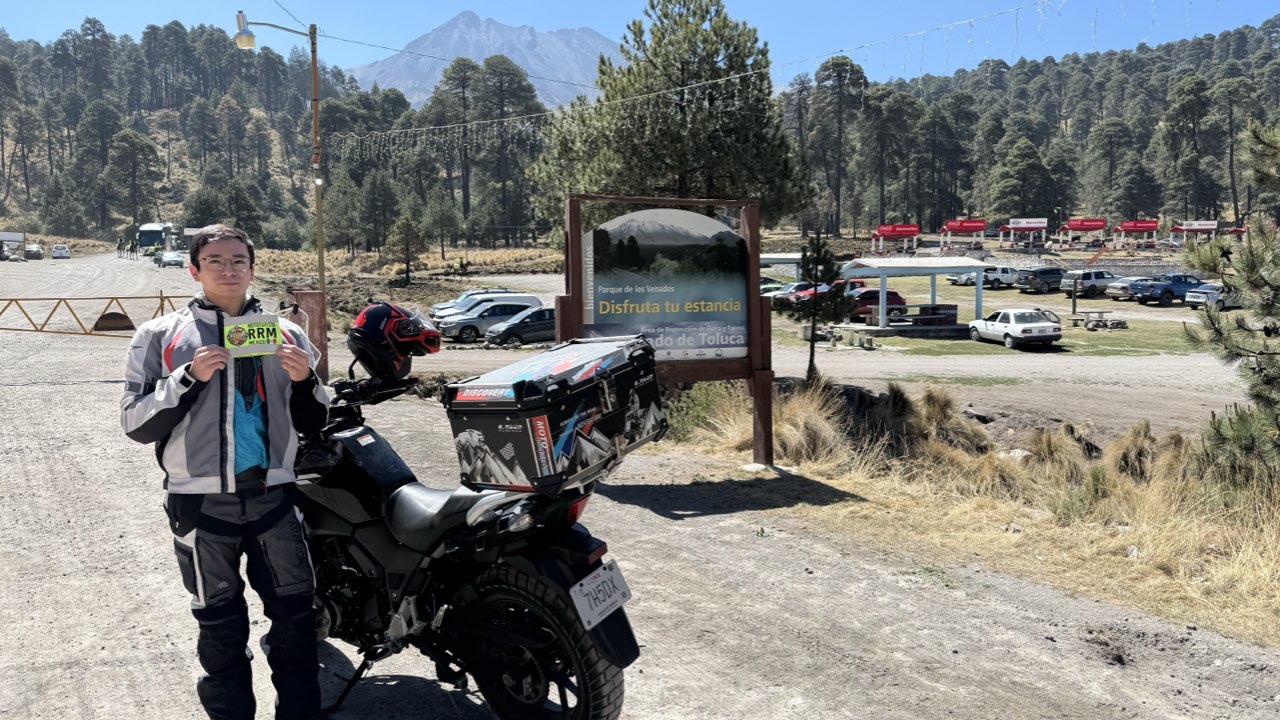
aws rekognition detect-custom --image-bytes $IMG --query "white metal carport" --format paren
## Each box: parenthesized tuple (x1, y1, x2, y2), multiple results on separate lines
(840, 256, 993, 328)
(760, 252, 803, 280)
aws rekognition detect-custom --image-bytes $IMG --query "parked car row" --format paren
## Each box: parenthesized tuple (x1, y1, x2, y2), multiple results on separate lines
(428, 287, 553, 344)
(1, 242, 71, 261)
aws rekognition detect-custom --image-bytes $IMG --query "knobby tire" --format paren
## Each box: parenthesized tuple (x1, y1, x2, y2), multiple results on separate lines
(462, 564, 625, 720)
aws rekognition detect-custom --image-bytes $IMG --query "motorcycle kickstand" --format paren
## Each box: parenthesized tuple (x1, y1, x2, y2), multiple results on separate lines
(324, 657, 373, 714)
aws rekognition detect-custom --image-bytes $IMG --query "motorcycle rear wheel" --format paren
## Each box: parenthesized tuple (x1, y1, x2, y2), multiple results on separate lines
(464, 565, 624, 720)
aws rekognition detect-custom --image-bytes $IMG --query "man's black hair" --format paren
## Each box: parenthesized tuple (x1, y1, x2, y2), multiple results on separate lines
(189, 224, 255, 268)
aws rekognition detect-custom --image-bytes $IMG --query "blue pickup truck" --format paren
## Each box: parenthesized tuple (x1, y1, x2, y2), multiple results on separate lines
(1130, 274, 1203, 306)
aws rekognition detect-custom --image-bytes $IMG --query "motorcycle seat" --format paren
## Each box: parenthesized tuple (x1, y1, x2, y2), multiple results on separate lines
(385, 483, 495, 552)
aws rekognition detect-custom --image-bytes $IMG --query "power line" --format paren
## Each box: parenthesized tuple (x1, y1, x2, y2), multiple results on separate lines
(270, 0, 309, 32)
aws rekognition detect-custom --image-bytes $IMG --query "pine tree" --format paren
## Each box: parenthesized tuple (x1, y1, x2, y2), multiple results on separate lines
(529, 0, 809, 227)
(1182, 123, 1280, 495)
(104, 128, 162, 227)
(388, 197, 426, 284)
(986, 137, 1053, 219)
(791, 231, 842, 384)
(809, 57, 865, 234)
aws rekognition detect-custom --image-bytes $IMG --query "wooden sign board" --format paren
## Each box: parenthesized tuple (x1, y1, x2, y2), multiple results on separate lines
(558, 194, 774, 465)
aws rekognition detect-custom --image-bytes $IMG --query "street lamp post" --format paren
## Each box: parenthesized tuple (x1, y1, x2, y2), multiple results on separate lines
(235, 10, 328, 377)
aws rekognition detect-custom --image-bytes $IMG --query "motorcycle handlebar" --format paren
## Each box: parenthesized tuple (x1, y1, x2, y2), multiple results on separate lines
(330, 377, 418, 407)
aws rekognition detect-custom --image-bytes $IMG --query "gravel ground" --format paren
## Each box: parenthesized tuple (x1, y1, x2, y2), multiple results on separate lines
(1, 255, 1276, 720)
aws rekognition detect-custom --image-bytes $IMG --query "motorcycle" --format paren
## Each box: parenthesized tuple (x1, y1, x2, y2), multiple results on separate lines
(294, 351, 648, 719)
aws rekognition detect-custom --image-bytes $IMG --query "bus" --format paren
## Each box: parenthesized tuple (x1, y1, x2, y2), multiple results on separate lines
(136, 223, 175, 254)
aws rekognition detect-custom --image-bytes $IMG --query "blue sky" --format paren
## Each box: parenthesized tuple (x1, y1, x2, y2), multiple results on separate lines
(2, 0, 1275, 85)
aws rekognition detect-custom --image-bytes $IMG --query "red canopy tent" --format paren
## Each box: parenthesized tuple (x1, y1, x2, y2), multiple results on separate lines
(1056, 218, 1108, 247)
(871, 224, 921, 252)
(1117, 220, 1159, 233)
(1173, 220, 1218, 235)
(999, 219, 1049, 248)
(1114, 219, 1159, 248)
(1057, 218, 1108, 233)
(943, 219, 987, 233)
(872, 223, 921, 239)
(941, 219, 987, 248)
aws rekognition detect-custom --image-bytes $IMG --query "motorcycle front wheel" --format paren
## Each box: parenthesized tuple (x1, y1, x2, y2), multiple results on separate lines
(463, 565, 624, 720)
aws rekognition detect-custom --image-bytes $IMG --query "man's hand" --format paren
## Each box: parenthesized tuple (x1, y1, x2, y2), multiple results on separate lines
(190, 346, 230, 383)
(276, 344, 313, 382)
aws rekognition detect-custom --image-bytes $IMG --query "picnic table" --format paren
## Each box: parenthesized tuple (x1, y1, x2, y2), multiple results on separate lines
(1069, 309, 1111, 327)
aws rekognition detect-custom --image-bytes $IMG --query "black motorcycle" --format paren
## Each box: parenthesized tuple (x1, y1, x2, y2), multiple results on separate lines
(294, 373, 641, 719)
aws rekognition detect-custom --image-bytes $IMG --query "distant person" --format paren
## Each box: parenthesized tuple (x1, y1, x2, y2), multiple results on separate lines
(120, 223, 328, 720)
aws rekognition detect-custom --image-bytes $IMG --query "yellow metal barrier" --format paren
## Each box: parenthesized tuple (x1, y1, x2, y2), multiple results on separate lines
(0, 294, 181, 337)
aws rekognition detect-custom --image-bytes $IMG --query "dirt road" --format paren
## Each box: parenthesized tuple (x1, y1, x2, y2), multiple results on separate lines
(1, 255, 1275, 719)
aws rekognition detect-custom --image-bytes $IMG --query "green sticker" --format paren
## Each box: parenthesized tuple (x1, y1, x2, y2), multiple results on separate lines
(222, 314, 281, 357)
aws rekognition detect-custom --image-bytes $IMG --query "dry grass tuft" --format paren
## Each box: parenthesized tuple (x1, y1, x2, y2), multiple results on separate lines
(1102, 420, 1158, 485)
(1024, 426, 1088, 488)
(915, 385, 993, 454)
(667, 378, 857, 473)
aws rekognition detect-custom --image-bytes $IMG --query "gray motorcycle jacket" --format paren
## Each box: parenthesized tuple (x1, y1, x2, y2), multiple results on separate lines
(121, 294, 329, 493)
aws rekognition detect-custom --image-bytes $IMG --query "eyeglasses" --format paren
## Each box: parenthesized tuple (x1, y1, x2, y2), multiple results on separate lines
(199, 257, 251, 272)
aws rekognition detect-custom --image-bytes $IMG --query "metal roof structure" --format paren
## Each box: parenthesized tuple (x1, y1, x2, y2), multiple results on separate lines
(760, 252, 802, 264)
(840, 256, 989, 278)
(839, 256, 993, 328)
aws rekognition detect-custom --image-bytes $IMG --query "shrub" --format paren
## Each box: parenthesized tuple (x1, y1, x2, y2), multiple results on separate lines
(664, 378, 858, 469)
(664, 381, 746, 442)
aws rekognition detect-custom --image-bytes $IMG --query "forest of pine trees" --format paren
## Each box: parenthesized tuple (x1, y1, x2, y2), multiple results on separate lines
(1, 6, 1278, 257)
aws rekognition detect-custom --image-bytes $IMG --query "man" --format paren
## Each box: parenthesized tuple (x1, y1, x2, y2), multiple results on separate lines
(121, 224, 329, 719)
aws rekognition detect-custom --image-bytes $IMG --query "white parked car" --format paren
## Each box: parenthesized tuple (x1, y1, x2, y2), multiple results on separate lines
(968, 308, 1063, 348)
(762, 281, 811, 298)
(946, 266, 1019, 288)
(51, 244, 71, 259)
(1104, 276, 1151, 301)
(1184, 283, 1242, 311)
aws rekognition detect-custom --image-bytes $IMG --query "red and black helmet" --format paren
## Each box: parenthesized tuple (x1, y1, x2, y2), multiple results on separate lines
(348, 302, 440, 379)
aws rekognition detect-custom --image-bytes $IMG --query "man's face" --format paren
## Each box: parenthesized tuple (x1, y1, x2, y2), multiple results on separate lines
(189, 236, 254, 310)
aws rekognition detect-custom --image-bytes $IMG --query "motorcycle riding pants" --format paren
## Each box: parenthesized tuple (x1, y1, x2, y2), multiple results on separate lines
(166, 483, 320, 720)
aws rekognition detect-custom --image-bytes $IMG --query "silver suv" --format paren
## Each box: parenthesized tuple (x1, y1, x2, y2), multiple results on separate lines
(1061, 269, 1117, 298)
(437, 301, 537, 343)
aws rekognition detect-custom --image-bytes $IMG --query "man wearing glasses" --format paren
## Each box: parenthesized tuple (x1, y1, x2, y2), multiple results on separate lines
(121, 224, 329, 719)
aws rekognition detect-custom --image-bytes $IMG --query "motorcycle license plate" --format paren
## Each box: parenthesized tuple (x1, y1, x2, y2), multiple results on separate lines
(570, 560, 631, 630)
